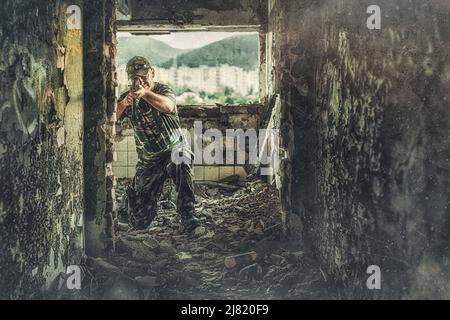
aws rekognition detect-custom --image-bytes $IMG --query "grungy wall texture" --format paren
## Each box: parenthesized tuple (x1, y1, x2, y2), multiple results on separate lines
(0, 0, 84, 298)
(268, 0, 450, 298)
(83, 0, 117, 255)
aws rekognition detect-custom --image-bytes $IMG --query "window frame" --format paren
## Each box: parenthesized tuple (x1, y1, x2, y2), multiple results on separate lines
(116, 25, 267, 107)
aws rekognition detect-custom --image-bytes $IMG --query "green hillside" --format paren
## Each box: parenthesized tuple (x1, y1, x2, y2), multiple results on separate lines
(160, 34, 259, 71)
(117, 36, 188, 66)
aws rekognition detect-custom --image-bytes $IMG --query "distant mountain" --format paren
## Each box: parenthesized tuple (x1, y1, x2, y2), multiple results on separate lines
(117, 36, 189, 66)
(160, 34, 259, 71)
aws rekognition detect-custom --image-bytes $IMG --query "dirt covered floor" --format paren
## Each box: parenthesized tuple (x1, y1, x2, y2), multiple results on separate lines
(51, 177, 335, 300)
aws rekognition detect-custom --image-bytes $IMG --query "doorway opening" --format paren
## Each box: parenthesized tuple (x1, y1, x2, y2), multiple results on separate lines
(82, 5, 329, 300)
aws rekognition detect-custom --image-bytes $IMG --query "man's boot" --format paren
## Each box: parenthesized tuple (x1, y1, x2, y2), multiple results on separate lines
(116, 205, 129, 224)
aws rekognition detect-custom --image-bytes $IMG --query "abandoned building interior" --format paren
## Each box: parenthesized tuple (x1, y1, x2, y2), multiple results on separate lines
(0, 0, 449, 299)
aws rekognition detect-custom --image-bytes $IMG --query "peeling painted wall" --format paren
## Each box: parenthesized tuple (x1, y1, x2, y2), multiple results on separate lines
(0, 0, 84, 298)
(267, 0, 450, 298)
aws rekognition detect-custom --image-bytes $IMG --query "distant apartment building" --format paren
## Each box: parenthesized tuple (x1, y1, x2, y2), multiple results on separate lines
(116, 64, 259, 98)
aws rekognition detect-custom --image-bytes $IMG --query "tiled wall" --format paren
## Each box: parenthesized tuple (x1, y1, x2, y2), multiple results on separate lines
(113, 134, 137, 178)
(113, 132, 251, 181)
(113, 104, 263, 181)
(193, 164, 248, 181)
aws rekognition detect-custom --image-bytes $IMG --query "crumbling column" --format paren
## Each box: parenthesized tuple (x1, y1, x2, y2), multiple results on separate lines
(83, 0, 117, 256)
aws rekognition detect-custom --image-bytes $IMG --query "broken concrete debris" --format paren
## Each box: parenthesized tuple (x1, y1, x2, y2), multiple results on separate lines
(176, 252, 193, 262)
(142, 237, 160, 250)
(77, 178, 329, 299)
(239, 263, 263, 281)
(193, 226, 207, 237)
(102, 274, 143, 300)
(224, 251, 258, 269)
(135, 276, 158, 288)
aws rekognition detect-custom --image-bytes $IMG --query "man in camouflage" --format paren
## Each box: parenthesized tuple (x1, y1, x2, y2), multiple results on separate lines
(116, 56, 201, 232)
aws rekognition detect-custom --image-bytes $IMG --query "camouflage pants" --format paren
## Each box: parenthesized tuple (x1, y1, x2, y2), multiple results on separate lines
(120, 146, 195, 230)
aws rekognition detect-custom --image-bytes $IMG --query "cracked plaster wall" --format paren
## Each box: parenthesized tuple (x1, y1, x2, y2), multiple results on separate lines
(0, 0, 84, 298)
(83, 0, 117, 255)
(267, 0, 450, 298)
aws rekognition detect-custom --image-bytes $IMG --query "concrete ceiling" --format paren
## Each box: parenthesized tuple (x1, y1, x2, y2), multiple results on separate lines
(116, 0, 267, 33)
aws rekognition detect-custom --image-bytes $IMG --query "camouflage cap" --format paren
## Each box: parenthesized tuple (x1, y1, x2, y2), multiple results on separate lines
(126, 56, 152, 77)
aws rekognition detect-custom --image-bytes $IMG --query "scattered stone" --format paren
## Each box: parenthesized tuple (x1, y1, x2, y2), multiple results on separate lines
(219, 174, 240, 184)
(176, 252, 193, 262)
(202, 208, 214, 218)
(199, 230, 215, 240)
(239, 263, 263, 280)
(135, 276, 158, 288)
(142, 288, 157, 300)
(194, 226, 207, 236)
(269, 254, 286, 265)
(224, 251, 257, 269)
(126, 233, 149, 241)
(284, 251, 304, 263)
(119, 265, 149, 278)
(152, 258, 170, 270)
(117, 238, 157, 262)
(263, 265, 280, 280)
(132, 249, 157, 263)
(206, 241, 225, 251)
(202, 252, 217, 260)
(184, 262, 202, 272)
(201, 270, 223, 283)
(206, 188, 219, 197)
(253, 227, 264, 235)
(116, 222, 130, 232)
(199, 181, 240, 192)
(143, 237, 159, 250)
(160, 200, 176, 209)
(88, 257, 121, 274)
(172, 235, 187, 241)
(184, 272, 201, 287)
(102, 274, 143, 300)
(99, 178, 320, 299)
(255, 237, 278, 256)
(234, 238, 251, 251)
(279, 272, 299, 287)
(159, 240, 176, 255)
(157, 252, 170, 260)
(148, 226, 163, 233)
(157, 232, 171, 237)
(189, 246, 204, 254)
(228, 225, 241, 233)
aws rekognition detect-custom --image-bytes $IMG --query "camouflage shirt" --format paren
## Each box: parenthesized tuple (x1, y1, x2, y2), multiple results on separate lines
(118, 82, 184, 159)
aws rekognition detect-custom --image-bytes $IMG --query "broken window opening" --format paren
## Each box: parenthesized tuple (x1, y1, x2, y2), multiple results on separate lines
(113, 26, 267, 183)
(116, 30, 261, 106)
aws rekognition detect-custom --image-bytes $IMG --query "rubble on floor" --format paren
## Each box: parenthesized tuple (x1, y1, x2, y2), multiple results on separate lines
(76, 177, 333, 299)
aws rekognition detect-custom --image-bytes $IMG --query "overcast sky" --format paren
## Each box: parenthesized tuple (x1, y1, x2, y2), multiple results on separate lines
(117, 31, 256, 49)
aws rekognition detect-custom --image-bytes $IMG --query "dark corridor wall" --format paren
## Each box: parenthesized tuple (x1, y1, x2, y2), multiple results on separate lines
(268, 0, 450, 298)
(0, 0, 84, 298)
